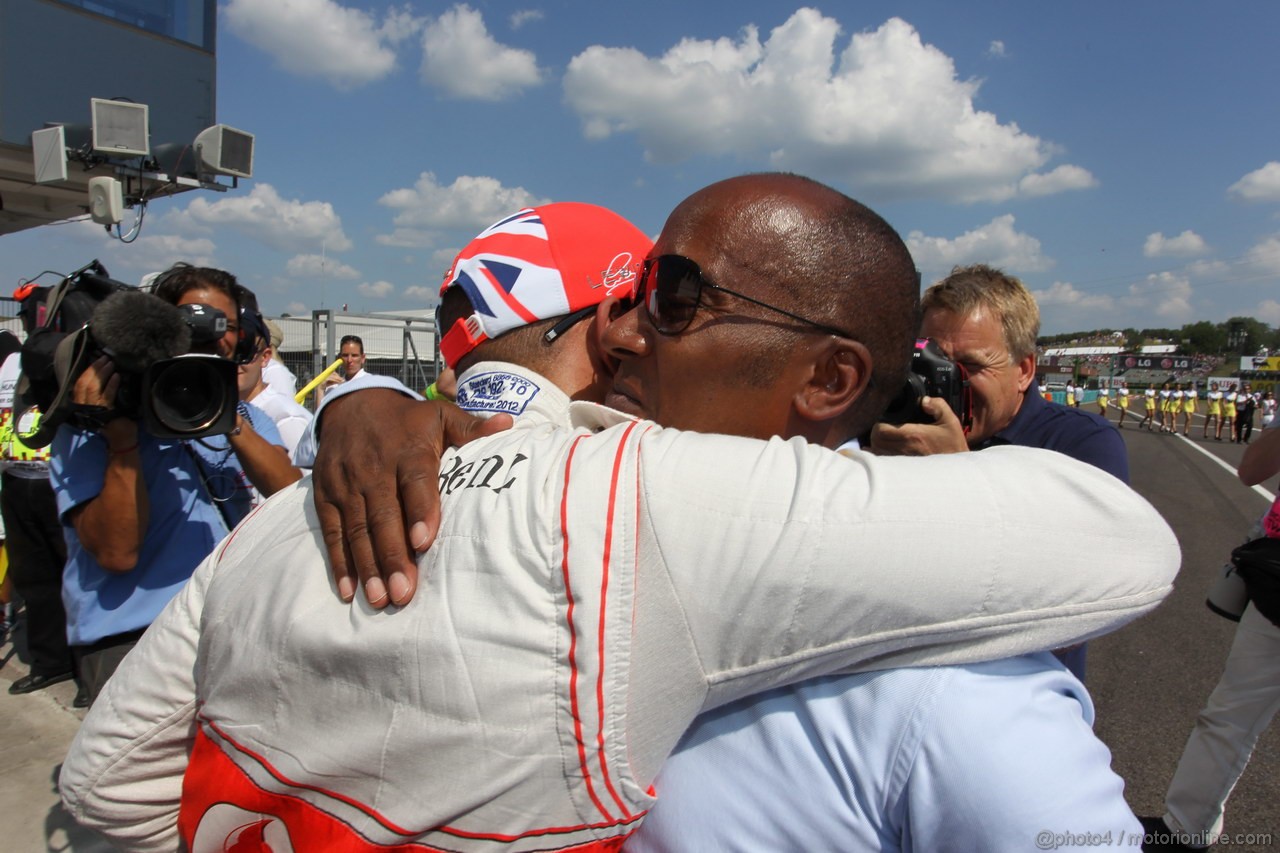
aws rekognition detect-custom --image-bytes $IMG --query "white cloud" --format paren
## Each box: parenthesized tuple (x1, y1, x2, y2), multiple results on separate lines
(376, 229, 435, 249)
(432, 246, 461, 267)
(1245, 234, 1280, 275)
(1017, 164, 1097, 198)
(1255, 300, 1280, 326)
(1229, 162, 1280, 202)
(421, 5, 542, 100)
(40, 217, 121, 249)
(1128, 271, 1193, 320)
(358, 280, 396, 298)
(404, 284, 438, 302)
(381, 6, 426, 43)
(285, 301, 309, 315)
(100, 233, 218, 278)
(224, 0, 422, 90)
(182, 184, 352, 253)
(377, 172, 549, 244)
(987, 40, 1006, 58)
(509, 9, 543, 29)
(1143, 230, 1210, 258)
(907, 215, 1052, 275)
(1031, 281, 1115, 313)
(564, 12, 1089, 202)
(286, 253, 360, 280)
(1186, 259, 1229, 279)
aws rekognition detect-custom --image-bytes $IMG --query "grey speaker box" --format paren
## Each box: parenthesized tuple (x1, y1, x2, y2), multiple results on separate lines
(194, 124, 254, 178)
(91, 98, 150, 157)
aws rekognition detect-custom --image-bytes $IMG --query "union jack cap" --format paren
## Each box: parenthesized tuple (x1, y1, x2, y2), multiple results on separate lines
(439, 202, 651, 367)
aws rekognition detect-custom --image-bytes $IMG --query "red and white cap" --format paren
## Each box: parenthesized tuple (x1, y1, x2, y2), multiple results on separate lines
(438, 202, 651, 367)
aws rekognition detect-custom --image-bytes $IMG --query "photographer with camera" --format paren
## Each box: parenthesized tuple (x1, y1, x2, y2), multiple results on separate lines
(873, 265, 1126, 480)
(51, 264, 300, 703)
(871, 264, 1128, 681)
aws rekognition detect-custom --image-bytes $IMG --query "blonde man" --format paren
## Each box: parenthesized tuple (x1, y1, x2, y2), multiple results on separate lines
(872, 263, 1129, 681)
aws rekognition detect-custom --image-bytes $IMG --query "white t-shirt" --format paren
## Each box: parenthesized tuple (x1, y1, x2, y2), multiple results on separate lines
(262, 358, 298, 396)
(249, 384, 314, 456)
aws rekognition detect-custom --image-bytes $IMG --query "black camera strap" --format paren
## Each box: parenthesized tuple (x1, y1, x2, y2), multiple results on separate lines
(179, 439, 235, 536)
(68, 404, 125, 432)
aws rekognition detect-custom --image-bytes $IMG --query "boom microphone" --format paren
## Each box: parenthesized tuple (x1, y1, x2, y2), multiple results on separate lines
(91, 291, 192, 374)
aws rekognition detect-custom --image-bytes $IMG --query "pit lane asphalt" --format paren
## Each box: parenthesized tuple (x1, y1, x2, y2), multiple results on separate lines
(1, 414, 1277, 851)
(1092, 414, 1279, 852)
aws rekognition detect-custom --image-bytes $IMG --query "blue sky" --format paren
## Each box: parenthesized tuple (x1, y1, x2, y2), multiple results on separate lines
(8, 1, 1280, 334)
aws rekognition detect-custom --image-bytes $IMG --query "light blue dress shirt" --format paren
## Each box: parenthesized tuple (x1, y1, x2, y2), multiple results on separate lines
(629, 653, 1141, 852)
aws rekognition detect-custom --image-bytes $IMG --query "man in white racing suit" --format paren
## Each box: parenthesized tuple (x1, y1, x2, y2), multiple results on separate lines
(61, 187, 1179, 852)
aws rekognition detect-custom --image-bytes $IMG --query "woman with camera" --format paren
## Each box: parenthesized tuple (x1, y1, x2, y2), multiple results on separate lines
(51, 264, 300, 704)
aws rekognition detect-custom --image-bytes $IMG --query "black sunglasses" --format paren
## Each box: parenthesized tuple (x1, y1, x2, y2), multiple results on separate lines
(640, 254, 855, 338)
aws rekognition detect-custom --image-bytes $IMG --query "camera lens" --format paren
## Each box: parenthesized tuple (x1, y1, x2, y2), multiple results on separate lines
(149, 359, 227, 434)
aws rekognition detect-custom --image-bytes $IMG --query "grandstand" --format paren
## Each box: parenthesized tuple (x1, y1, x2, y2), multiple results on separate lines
(1037, 349, 1228, 389)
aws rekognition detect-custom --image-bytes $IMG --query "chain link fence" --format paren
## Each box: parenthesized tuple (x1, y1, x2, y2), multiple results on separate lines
(275, 309, 441, 410)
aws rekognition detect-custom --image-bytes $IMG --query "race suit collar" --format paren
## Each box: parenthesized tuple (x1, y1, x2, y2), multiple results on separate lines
(455, 361, 572, 427)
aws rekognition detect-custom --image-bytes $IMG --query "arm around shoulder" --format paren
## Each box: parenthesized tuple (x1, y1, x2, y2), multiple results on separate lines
(639, 433, 1178, 706)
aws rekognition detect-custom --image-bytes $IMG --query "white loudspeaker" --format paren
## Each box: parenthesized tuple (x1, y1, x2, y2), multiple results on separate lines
(32, 126, 68, 183)
(193, 124, 254, 178)
(88, 176, 124, 225)
(91, 98, 150, 157)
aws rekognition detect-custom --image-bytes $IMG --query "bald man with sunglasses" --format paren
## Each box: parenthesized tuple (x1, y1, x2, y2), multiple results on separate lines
(62, 186, 1176, 852)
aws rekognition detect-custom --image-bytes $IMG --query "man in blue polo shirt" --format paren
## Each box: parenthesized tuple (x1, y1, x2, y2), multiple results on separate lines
(870, 263, 1127, 478)
(872, 263, 1128, 682)
(52, 265, 301, 704)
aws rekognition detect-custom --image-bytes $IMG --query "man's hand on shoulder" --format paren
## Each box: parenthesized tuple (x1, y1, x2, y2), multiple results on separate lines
(869, 396, 970, 456)
(312, 389, 512, 609)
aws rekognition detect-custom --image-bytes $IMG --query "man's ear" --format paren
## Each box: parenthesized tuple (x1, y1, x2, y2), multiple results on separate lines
(1015, 352, 1036, 394)
(585, 297, 625, 380)
(794, 338, 874, 423)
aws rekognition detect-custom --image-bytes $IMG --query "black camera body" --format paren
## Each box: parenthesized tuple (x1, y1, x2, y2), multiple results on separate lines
(106, 353, 239, 440)
(81, 292, 240, 440)
(14, 263, 246, 448)
(880, 338, 973, 429)
(178, 303, 230, 350)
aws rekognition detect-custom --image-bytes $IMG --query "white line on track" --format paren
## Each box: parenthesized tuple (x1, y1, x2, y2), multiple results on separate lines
(1172, 433, 1275, 503)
